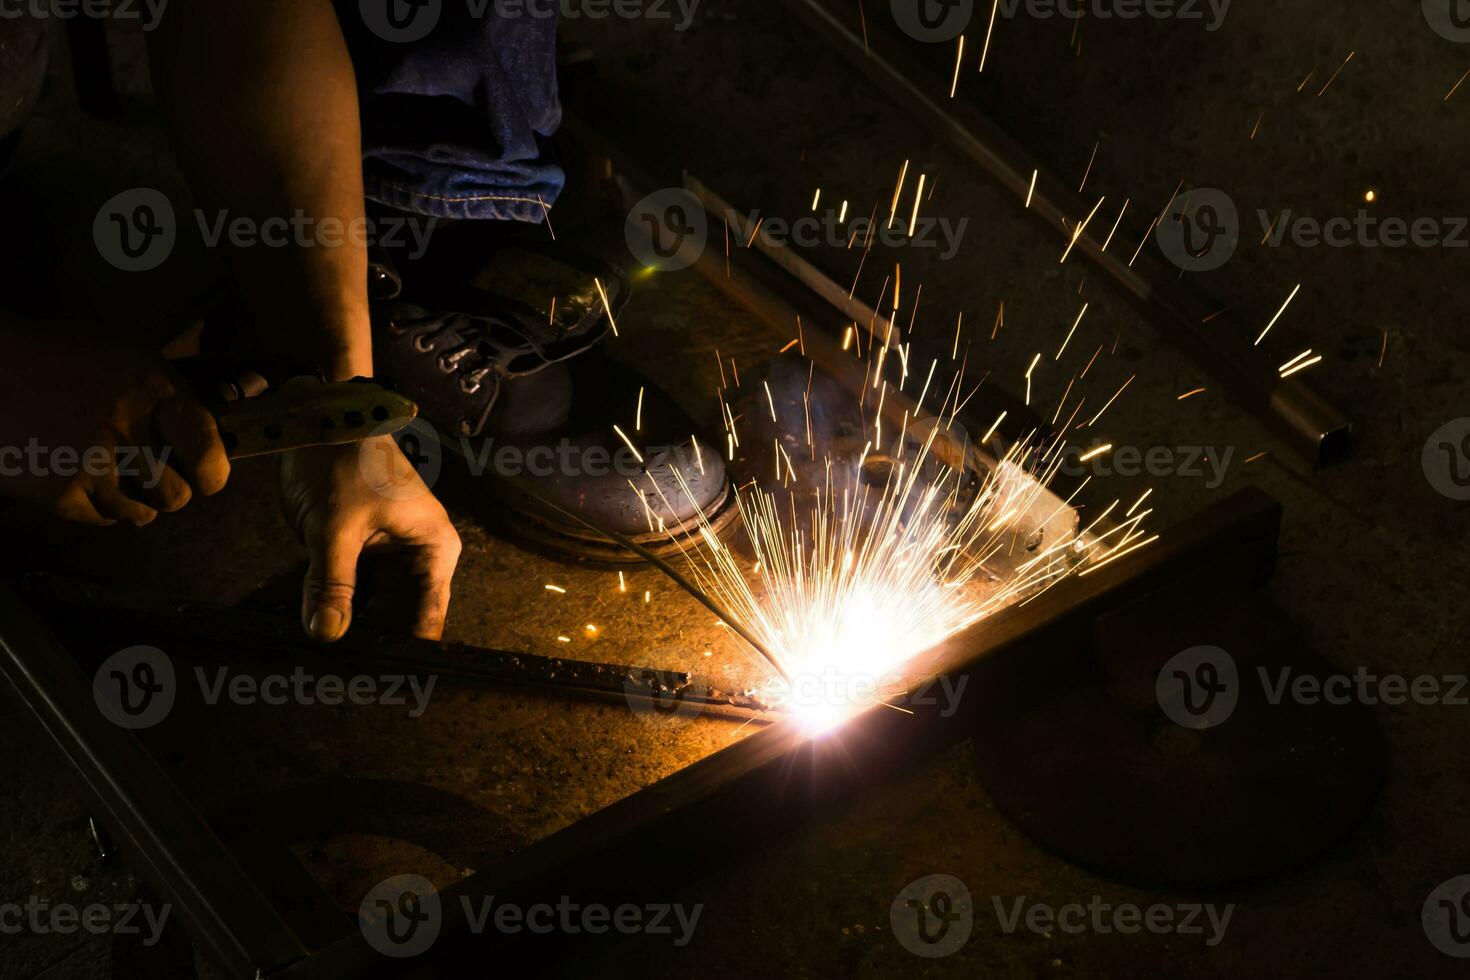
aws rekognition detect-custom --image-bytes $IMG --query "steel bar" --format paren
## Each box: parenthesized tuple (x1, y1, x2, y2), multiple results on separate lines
(0, 585, 309, 978)
(20, 574, 776, 718)
(565, 113, 978, 476)
(678, 170, 1037, 479)
(779, 0, 1352, 466)
(669, 170, 1088, 560)
(286, 486, 1281, 977)
(682, 173, 899, 344)
(680, 171, 967, 461)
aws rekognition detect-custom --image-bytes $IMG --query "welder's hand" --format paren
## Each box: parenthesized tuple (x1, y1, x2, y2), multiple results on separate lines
(1, 364, 232, 526)
(279, 436, 462, 644)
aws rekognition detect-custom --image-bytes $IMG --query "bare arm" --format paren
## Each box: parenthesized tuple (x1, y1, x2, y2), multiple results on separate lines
(145, 3, 461, 643)
(146, 0, 371, 382)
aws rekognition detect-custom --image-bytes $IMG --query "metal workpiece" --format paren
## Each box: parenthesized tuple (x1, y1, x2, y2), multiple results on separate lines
(286, 486, 1282, 977)
(681, 173, 898, 347)
(677, 172, 969, 470)
(19, 574, 777, 719)
(574, 117, 989, 486)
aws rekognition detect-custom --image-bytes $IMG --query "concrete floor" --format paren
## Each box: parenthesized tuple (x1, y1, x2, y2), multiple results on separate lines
(2, 1, 1469, 977)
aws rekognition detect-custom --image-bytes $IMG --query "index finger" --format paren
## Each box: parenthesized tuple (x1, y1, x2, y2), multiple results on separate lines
(364, 524, 462, 641)
(408, 531, 461, 641)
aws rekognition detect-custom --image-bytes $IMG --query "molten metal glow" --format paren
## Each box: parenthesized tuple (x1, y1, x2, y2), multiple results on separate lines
(639, 372, 1149, 734)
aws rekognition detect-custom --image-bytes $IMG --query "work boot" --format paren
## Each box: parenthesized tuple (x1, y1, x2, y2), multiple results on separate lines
(368, 236, 610, 438)
(368, 238, 736, 565)
(460, 351, 735, 564)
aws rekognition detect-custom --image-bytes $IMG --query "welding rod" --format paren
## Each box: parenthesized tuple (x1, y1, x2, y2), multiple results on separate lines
(778, 0, 1353, 466)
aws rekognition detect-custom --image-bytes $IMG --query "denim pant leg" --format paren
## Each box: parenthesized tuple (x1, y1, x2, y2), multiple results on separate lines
(338, 0, 564, 223)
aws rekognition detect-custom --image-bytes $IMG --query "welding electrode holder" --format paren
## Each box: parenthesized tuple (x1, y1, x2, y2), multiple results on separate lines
(171, 356, 420, 460)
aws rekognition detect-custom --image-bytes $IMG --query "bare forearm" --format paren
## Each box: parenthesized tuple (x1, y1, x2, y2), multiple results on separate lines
(147, 0, 371, 381)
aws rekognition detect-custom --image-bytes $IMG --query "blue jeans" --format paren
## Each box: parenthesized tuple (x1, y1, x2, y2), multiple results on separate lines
(339, 0, 564, 223)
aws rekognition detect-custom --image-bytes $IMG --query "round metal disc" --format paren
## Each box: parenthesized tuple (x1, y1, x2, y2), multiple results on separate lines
(969, 600, 1384, 886)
